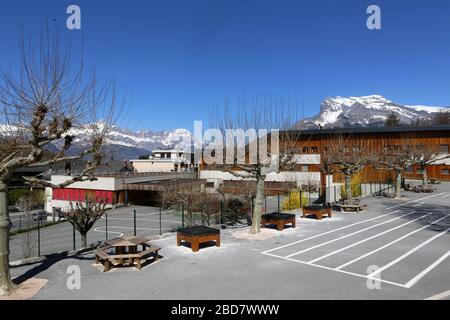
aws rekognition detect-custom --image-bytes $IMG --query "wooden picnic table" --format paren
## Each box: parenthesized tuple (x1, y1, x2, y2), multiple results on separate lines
(95, 236, 160, 272)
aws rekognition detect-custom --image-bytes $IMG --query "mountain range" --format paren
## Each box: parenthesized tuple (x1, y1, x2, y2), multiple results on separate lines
(298, 95, 449, 129)
(3, 95, 450, 161)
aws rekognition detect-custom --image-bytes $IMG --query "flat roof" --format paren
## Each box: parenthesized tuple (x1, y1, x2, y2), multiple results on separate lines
(287, 125, 450, 136)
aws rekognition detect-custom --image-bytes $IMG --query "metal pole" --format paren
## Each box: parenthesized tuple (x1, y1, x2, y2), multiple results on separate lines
(133, 209, 137, 236)
(300, 190, 302, 208)
(159, 207, 162, 236)
(277, 194, 280, 212)
(265, 195, 267, 213)
(72, 223, 76, 250)
(105, 211, 108, 240)
(182, 204, 185, 228)
(220, 201, 223, 225)
(37, 219, 41, 257)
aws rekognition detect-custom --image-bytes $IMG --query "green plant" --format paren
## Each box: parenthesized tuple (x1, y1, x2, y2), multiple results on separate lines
(341, 173, 362, 198)
(8, 189, 45, 208)
(282, 190, 309, 211)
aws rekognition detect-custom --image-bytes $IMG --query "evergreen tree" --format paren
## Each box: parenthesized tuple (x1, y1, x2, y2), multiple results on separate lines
(385, 112, 400, 127)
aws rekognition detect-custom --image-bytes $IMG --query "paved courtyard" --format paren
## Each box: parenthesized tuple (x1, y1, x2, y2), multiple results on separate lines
(9, 184, 450, 300)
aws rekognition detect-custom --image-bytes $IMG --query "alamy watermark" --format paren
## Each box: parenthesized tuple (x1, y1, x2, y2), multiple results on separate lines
(170, 121, 280, 168)
(66, 5, 81, 30)
(366, 265, 382, 290)
(367, 5, 381, 30)
(66, 265, 81, 290)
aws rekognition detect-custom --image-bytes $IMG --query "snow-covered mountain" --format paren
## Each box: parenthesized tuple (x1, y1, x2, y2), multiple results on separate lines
(298, 95, 449, 129)
(54, 124, 193, 161)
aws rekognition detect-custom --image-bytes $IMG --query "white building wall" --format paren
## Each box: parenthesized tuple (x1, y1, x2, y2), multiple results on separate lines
(132, 161, 176, 172)
(50, 176, 116, 191)
(200, 170, 321, 188)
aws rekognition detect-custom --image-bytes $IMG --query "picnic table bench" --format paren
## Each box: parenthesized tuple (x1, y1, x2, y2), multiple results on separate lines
(94, 236, 160, 272)
(335, 203, 368, 213)
(429, 179, 441, 185)
(302, 205, 332, 220)
(412, 185, 437, 193)
(261, 213, 296, 231)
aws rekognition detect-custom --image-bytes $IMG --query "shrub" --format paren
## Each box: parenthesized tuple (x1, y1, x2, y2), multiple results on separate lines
(282, 190, 310, 211)
(341, 172, 363, 199)
(8, 189, 45, 208)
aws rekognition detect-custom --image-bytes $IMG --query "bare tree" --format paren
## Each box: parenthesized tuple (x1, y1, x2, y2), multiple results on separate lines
(208, 97, 306, 234)
(411, 144, 450, 186)
(16, 193, 38, 259)
(66, 195, 107, 248)
(377, 138, 416, 199)
(323, 135, 375, 201)
(433, 110, 450, 126)
(164, 180, 204, 226)
(0, 29, 119, 295)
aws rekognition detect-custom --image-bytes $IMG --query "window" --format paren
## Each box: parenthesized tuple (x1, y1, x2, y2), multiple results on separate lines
(302, 147, 309, 153)
(406, 166, 414, 173)
(442, 169, 450, 175)
(205, 182, 215, 188)
(310, 146, 318, 153)
(301, 165, 309, 172)
(439, 145, 449, 154)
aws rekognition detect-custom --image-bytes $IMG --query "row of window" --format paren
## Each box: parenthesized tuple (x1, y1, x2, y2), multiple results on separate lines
(309, 144, 450, 154)
(405, 167, 450, 175)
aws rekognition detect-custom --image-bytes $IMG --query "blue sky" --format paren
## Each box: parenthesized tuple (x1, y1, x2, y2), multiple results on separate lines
(1, 0, 450, 131)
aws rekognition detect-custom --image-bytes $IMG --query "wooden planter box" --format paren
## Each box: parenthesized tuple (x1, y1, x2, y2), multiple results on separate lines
(302, 205, 332, 220)
(261, 213, 296, 231)
(177, 226, 221, 252)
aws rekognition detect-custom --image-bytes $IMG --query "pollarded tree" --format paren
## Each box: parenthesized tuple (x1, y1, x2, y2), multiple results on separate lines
(0, 29, 119, 296)
(323, 135, 376, 201)
(208, 97, 306, 234)
(410, 144, 450, 186)
(377, 138, 417, 199)
(164, 180, 205, 226)
(66, 195, 107, 248)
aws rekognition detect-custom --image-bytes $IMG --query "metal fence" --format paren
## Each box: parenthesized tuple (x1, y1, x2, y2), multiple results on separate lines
(8, 181, 395, 262)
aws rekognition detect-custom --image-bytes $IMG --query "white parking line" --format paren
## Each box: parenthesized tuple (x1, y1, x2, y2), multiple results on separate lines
(308, 212, 433, 264)
(263, 210, 401, 254)
(285, 211, 417, 258)
(262, 251, 407, 288)
(368, 226, 450, 278)
(405, 250, 450, 288)
(425, 289, 450, 300)
(385, 193, 445, 210)
(413, 202, 425, 207)
(336, 214, 450, 270)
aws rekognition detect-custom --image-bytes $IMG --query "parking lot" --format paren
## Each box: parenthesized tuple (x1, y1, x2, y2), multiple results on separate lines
(8, 185, 450, 300)
(263, 193, 450, 289)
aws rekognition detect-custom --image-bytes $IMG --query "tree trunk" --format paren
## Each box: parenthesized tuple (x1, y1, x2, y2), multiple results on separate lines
(395, 170, 402, 199)
(0, 183, 15, 296)
(80, 233, 87, 248)
(422, 165, 428, 186)
(250, 175, 265, 234)
(344, 174, 352, 201)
